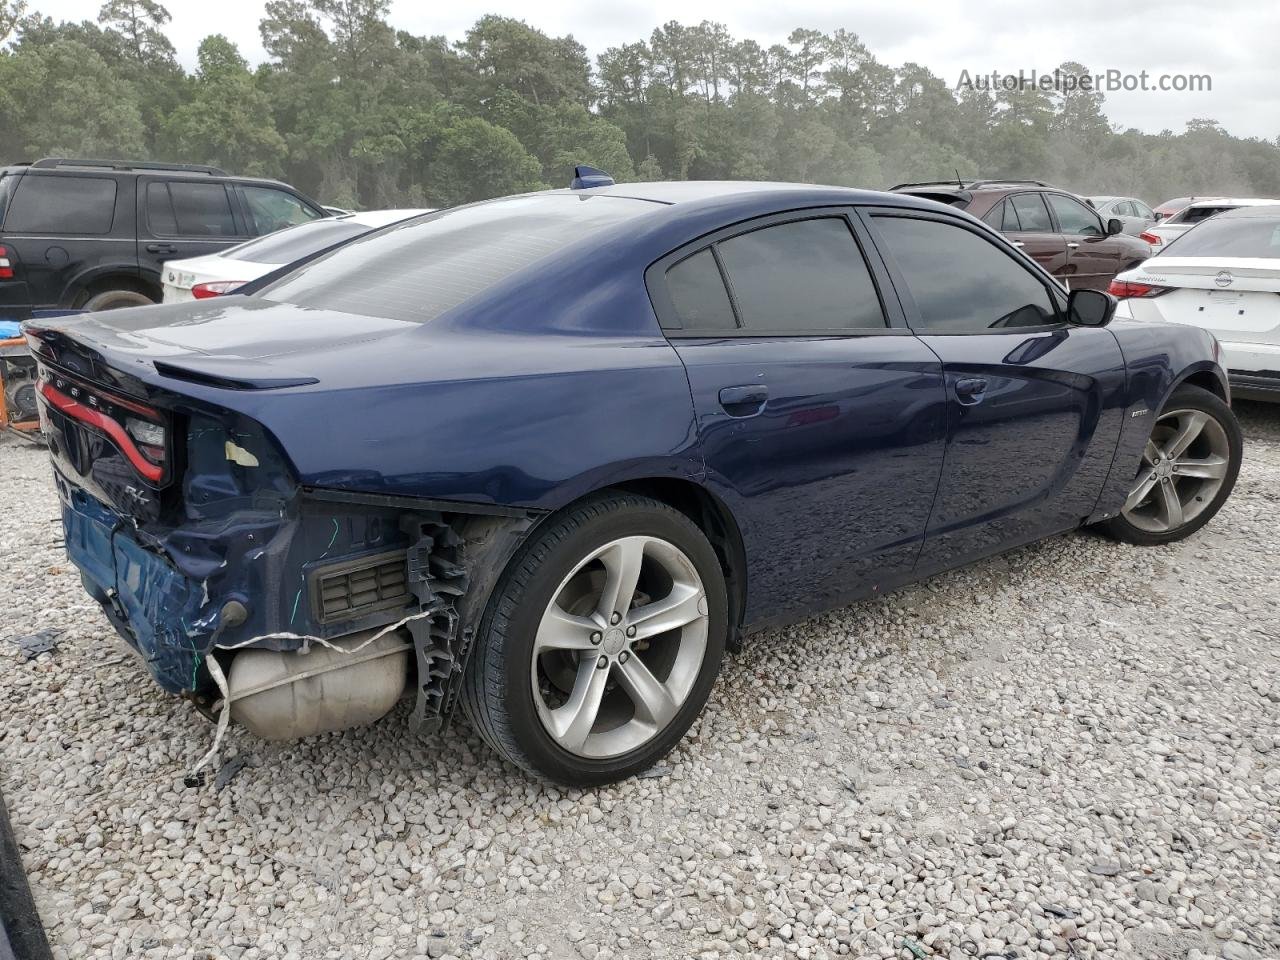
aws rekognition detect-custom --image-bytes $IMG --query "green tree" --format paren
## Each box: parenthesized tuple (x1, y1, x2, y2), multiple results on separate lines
(422, 115, 544, 206)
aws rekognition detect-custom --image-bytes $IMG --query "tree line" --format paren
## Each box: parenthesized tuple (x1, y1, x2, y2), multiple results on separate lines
(1, 0, 1276, 209)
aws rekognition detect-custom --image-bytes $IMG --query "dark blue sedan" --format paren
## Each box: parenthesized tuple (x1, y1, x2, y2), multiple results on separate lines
(26, 173, 1242, 785)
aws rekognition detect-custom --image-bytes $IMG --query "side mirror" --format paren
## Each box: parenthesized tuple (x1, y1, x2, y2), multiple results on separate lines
(1106, 218, 1123, 235)
(1067, 288, 1116, 327)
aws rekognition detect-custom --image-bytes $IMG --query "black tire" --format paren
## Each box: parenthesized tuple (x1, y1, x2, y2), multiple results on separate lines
(461, 492, 728, 786)
(1097, 384, 1242, 546)
(83, 289, 155, 311)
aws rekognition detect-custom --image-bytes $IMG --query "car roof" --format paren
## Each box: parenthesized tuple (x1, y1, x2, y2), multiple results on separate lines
(0, 161, 300, 191)
(1089, 196, 1118, 204)
(1214, 204, 1280, 219)
(1185, 197, 1279, 208)
(574, 180, 904, 206)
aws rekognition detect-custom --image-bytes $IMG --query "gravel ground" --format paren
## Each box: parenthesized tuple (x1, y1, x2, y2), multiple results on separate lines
(2, 403, 1278, 960)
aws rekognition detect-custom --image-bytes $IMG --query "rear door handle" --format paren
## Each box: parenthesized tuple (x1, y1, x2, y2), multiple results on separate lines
(1066, 242, 1080, 249)
(955, 377, 988, 404)
(718, 384, 768, 416)
(146, 243, 176, 254)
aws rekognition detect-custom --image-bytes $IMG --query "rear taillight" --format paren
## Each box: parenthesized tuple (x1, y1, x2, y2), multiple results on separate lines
(0, 245, 13, 279)
(191, 281, 246, 299)
(1108, 279, 1169, 299)
(37, 372, 169, 482)
(1139, 231, 1162, 245)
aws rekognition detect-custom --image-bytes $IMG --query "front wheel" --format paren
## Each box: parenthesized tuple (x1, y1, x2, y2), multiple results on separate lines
(1098, 384, 1242, 545)
(461, 493, 728, 786)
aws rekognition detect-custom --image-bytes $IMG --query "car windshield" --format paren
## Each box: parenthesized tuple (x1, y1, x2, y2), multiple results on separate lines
(1158, 216, 1280, 258)
(259, 194, 654, 323)
(224, 218, 375, 264)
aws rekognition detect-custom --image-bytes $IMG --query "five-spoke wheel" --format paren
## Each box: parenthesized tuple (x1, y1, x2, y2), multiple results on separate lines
(1101, 384, 1242, 545)
(462, 494, 727, 785)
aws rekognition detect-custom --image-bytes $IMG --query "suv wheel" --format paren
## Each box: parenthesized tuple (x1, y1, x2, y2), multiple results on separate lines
(462, 493, 727, 786)
(83, 289, 155, 311)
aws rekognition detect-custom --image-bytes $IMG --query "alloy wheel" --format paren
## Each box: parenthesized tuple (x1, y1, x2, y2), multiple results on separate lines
(530, 535, 710, 759)
(1121, 407, 1232, 534)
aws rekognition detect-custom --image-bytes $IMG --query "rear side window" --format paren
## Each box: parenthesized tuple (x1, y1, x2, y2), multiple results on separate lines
(1010, 194, 1052, 232)
(666, 250, 736, 330)
(148, 182, 238, 237)
(874, 215, 1059, 333)
(261, 194, 653, 324)
(4, 176, 116, 234)
(715, 218, 886, 331)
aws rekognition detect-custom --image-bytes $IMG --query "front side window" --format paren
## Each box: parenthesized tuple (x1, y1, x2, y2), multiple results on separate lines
(240, 186, 323, 236)
(715, 218, 886, 331)
(1047, 194, 1104, 236)
(5, 176, 116, 234)
(148, 182, 238, 237)
(1010, 193, 1053, 232)
(1133, 201, 1155, 219)
(874, 215, 1059, 333)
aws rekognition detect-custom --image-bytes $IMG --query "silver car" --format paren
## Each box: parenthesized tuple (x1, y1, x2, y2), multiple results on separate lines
(1089, 196, 1157, 236)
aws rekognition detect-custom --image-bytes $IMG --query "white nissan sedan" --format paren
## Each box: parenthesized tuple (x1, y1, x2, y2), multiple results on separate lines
(1111, 204, 1280, 401)
(161, 208, 433, 302)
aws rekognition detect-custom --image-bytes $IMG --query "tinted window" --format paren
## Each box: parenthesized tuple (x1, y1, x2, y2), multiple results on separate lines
(1176, 204, 1238, 225)
(665, 249, 736, 330)
(875, 216, 1059, 332)
(5, 176, 116, 234)
(1010, 194, 1052, 232)
(1047, 193, 1103, 235)
(240, 185, 322, 235)
(715, 218, 885, 331)
(262, 194, 651, 324)
(224, 219, 370, 264)
(1159, 216, 1280, 258)
(148, 182, 237, 237)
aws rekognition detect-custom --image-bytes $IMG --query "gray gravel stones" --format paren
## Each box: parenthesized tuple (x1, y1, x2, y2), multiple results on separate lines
(2, 402, 1279, 959)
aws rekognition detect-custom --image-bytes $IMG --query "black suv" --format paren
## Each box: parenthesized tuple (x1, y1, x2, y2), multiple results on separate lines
(0, 158, 327, 316)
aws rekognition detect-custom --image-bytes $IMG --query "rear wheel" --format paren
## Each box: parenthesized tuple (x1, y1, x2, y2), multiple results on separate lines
(83, 289, 154, 311)
(1098, 385, 1241, 545)
(461, 493, 727, 785)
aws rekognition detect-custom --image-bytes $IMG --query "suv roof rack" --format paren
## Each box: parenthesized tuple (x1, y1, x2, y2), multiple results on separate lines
(29, 158, 230, 176)
(967, 179, 1051, 189)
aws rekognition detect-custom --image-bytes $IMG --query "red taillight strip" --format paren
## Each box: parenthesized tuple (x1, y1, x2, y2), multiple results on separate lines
(38, 381, 163, 482)
(44, 366, 161, 419)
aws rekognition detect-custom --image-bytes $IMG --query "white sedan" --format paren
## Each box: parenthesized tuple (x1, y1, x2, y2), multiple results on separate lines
(161, 208, 433, 302)
(1139, 197, 1278, 249)
(1111, 204, 1280, 401)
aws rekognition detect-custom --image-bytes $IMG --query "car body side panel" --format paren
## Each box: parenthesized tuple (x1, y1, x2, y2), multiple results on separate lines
(1086, 318, 1228, 523)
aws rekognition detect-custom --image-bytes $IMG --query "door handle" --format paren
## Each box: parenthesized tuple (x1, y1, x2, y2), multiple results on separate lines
(1066, 242, 1080, 249)
(146, 243, 176, 254)
(718, 384, 768, 416)
(954, 377, 988, 404)
(1013, 241, 1025, 248)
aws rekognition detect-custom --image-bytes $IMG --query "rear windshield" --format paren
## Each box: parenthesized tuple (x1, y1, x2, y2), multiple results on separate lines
(260, 194, 654, 323)
(1159, 216, 1280, 258)
(224, 218, 374, 264)
(1172, 205, 1238, 225)
(4, 175, 117, 234)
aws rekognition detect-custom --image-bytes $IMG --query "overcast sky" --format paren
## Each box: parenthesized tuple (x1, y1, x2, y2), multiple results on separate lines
(36, 0, 1279, 140)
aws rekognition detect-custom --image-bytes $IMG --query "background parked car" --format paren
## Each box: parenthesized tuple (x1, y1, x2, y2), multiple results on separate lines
(1089, 196, 1157, 235)
(161, 208, 433, 302)
(1140, 197, 1279, 248)
(1111, 204, 1280, 402)
(0, 157, 327, 316)
(892, 179, 1151, 289)
(1153, 197, 1201, 221)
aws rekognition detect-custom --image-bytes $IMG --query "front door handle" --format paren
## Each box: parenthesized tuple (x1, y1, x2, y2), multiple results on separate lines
(1066, 242, 1080, 249)
(718, 384, 768, 417)
(955, 377, 988, 404)
(146, 243, 176, 254)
